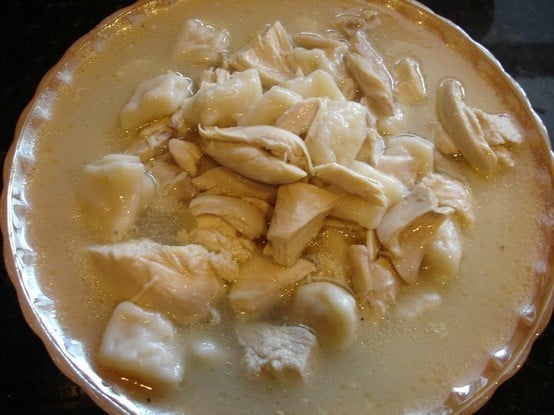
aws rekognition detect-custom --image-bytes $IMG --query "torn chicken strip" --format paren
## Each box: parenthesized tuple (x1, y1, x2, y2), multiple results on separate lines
(430, 120, 460, 156)
(365, 229, 380, 262)
(229, 21, 299, 88)
(198, 67, 232, 89)
(99, 301, 184, 387)
(146, 154, 199, 203)
(346, 31, 396, 118)
(174, 19, 229, 66)
(200, 141, 307, 184)
(238, 86, 303, 126)
(312, 162, 386, 206)
(120, 72, 193, 130)
(393, 57, 427, 105)
(88, 239, 237, 324)
(328, 188, 386, 230)
(376, 134, 435, 189)
(290, 281, 358, 348)
(334, 7, 380, 37)
(421, 173, 474, 225)
(376, 182, 439, 255)
(354, 128, 385, 167)
(474, 109, 523, 146)
(199, 125, 312, 173)
(180, 69, 263, 127)
(437, 78, 497, 174)
(130, 121, 175, 163)
(189, 193, 267, 239)
(228, 255, 315, 319)
(347, 248, 399, 315)
(265, 182, 338, 266)
(388, 208, 451, 284)
(236, 323, 317, 380)
(422, 219, 462, 282)
(189, 215, 256, 264)
(78, 154, 155, 240)
(192, 166, 277, 202)
(305, 98, 368, 166)
(280, 69, 345, 101)
(168, 139, 202, 177)
(350, 160, 407, 205)
(275, 98, 320, 136)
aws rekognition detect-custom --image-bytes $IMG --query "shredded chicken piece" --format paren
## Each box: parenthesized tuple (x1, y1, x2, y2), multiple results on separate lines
(393, 57, 427, 105)
(199, 124, 312, 172)
(168, 139, 202, 177)
(189, 215, 256, 263)
(437, 78, 497, 174)
(192, 166, 278, 202)
(189, 193, 267, 239)
(421, 173, 474, 225)
(236, 323, 317, 379)
(265, 182, 338, 266)
(376, 183, 453, 283)
(346, 31, 396, 117)
(312, 162, 386, 206)
(88, 239, 236, 324)
(130, 121, 175, 163)
(229, 21, 299, 87)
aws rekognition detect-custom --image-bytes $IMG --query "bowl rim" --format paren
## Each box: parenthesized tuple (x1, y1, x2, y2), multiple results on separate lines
(2, 0, 553, 414)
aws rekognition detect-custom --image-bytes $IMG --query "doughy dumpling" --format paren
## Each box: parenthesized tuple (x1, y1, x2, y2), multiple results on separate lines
(238, 86, 303, 126)
(78, 154, 155, 240)
(280, 69, 345, 101)
(174, 19, 229, 66)
(98, 301, 184, 387)
(120, 72, 193, 129)
(181, 69, 263, 127)
(305, 98, 368, 167)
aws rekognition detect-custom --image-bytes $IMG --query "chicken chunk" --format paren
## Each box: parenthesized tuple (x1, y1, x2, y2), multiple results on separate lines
(265, 182, 338, 266)
(199, 141, 308, 185)
(192, 166, 278, 202)
(88, 239, 236, 324)
(421, 173, 474, 225)
(78, 154, 155, 240)
(229, 21, 299, 87)
(188, 215, 256, 263)
(393, 57, 427, 105)
(437, 78, 497, 174)
(346, 31, 396, 118)
(120, 72, 193, 130)
(189, 193, 267, 239)
(98, 301, 184, 387)
(236, 323, 317, 380)
(376, 183, 453, 283)
(168, 139, 202, 177)
(198, 125, 311, 172)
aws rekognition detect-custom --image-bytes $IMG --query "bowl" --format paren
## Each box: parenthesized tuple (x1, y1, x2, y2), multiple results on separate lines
(2, 0, 553, 414)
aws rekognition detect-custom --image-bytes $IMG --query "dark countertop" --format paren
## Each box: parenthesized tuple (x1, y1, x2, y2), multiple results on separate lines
(1, 1, 552, 414)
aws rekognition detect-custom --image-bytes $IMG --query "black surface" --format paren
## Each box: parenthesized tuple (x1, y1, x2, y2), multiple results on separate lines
(1, 1, 552, 414)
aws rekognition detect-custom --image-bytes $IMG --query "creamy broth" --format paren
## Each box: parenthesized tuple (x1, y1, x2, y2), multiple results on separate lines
(23, 0, 552, 414)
